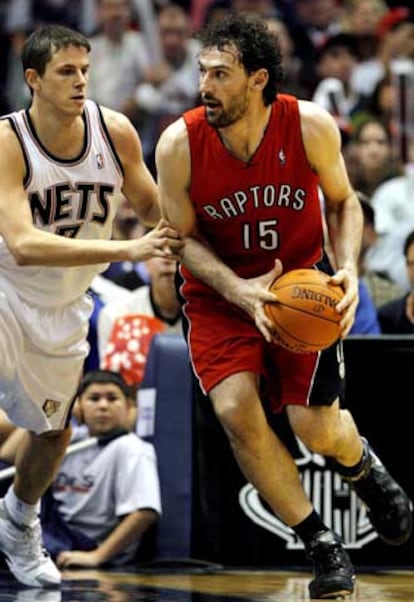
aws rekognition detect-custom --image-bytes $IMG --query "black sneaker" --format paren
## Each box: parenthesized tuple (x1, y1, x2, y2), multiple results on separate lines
(339, 438, 412, 546)
(306, 530, 355, 599)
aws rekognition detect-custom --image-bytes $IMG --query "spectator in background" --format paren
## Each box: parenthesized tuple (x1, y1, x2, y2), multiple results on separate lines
(230, 0, 278, 18)
(351, 6, 414, 98)
(190, 0, 217, 31)
(347, 118, 402, 197)
(87, 0, 150, 112)
(193, 0, 294, 31)
(127, 3, 201, 174)
(366, 139, 414, 290)
(86, 195, 151, 372)
(349, 280, 381, 335)
(85, 273, 130, 372)
(358, 195, 404, 308)
(264, 15, 309, 99)
(3, 31, 32, 111)
(42, 370, 161, 567)
(312, 33, 360, 141)
(361, 70, 395, 131)
(323, 193, 381, 335)
(201, 0, 231, 28)
(2, 0, 99, 113)
(341, 0, 388, 61)
(289, 0, 344, 95)
(378, 230, 414, 334)
(98, 257, 182, 389)
(4, 0, 96, 35)
(293, 0, 343, 52)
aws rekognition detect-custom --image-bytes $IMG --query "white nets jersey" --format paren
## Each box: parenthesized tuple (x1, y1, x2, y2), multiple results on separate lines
(0, 100, 123, 307)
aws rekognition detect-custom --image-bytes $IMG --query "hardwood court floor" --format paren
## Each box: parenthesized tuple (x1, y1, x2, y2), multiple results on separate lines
(1, 567, 414, 602)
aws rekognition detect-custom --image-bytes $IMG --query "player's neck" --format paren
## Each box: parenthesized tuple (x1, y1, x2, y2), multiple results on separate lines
(28, 102, 85, 159)
(218, 104, 272, 163)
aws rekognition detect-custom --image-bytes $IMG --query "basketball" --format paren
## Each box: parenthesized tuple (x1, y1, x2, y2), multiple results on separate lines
(264, 269, 345, 354)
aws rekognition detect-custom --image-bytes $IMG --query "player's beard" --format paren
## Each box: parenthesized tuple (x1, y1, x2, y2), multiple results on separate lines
(204, 88, 250, 128)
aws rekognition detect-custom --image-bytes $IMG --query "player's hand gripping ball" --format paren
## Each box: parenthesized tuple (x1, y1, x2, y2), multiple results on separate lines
(265, 269, 345, 353)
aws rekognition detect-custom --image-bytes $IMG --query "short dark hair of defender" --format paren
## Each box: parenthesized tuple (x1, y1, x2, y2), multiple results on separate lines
(76, 370, 132, 399)
(197, 13, 284, 106)
(22, 24, 91, 76)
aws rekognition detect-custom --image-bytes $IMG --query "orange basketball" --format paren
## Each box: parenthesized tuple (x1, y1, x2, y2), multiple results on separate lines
(264, 268, 345, 354)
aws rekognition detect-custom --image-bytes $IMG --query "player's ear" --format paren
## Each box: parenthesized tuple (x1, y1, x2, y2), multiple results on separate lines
(251, 68, 269, 90)
(25, 68, 40, 92)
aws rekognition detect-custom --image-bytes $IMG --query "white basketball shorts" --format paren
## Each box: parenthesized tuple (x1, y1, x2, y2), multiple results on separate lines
(0, 277, 93, 434)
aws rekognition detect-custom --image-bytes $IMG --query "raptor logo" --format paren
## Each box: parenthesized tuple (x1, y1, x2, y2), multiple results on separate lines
(239, 437, 378, 549)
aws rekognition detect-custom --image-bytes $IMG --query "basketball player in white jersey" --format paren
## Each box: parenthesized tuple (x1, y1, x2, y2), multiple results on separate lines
(0, 24, 183, 587)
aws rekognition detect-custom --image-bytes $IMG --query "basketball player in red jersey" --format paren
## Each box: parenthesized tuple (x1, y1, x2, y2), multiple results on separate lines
(156, 14, 412, 599)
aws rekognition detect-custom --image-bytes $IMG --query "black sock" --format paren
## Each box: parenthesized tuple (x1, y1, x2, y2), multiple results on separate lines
(292, 510, 329, 545)
(331, 438, 369, 480)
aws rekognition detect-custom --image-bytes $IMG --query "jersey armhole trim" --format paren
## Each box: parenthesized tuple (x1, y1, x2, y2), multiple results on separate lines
(7, 116, 31, 188)
(95, 102, 124, 177)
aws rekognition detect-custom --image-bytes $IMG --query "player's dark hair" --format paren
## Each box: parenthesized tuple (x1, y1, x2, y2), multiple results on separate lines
(22, 24, 91, 76)
(77, 370, 131, 399)
(197, 13, 283, 106)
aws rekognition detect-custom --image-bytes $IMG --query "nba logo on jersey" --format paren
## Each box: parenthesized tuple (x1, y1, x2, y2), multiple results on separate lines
(278, 149, 286, 165)
(95, 153, 104, 169)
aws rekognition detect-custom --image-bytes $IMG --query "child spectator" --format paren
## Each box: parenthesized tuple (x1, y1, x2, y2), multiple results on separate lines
(42, 370, 161, 568)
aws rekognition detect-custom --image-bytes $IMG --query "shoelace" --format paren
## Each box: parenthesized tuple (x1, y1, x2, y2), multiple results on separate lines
(17, 522, 50, 562)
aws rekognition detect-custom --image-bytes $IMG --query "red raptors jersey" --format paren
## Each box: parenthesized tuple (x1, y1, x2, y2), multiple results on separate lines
(182, 94, 323, 294)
